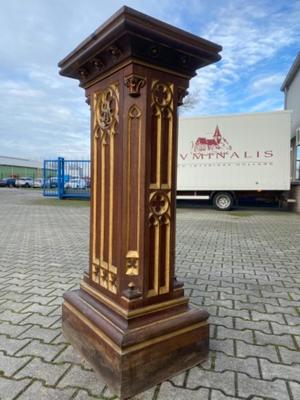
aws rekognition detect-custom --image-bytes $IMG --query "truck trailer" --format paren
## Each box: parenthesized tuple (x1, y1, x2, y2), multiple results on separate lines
(177, 111, 291, 210)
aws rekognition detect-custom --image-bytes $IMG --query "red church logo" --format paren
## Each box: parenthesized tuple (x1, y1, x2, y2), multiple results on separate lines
(192, 126, 232, 153)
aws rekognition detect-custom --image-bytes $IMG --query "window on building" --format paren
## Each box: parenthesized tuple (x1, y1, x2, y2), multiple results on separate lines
(296, 145, 300, 180)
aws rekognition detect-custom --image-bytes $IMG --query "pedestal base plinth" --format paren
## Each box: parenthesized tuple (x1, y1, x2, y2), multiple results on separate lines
(62, 288, 209, 399)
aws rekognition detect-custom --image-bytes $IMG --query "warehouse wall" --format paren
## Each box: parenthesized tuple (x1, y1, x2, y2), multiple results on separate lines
(0, 165, 42, 179)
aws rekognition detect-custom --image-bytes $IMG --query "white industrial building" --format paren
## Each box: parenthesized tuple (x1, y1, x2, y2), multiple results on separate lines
(0, 155, 42, 179)
(281, 52, 300, 211)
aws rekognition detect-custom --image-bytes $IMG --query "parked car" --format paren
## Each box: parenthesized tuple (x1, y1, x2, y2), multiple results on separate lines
(49, 177, 58, 188)
(64, 178, 87, 189)
(33, 178, 44, 188)
(0, 178, 16, 187)
(84, 177, 91, 188)
(43, 177, 58, 188)
(6, 178, 16, 187)
(15, 177, 34, 188)
(0, 179, 6, 187)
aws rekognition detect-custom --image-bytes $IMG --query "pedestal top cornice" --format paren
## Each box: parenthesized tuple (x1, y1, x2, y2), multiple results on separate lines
(58, 6, 222, 87)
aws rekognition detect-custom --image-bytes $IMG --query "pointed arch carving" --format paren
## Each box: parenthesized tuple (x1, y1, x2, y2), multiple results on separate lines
(125, 104, 142, 277)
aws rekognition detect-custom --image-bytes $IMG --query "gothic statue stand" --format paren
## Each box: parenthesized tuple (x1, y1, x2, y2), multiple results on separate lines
(59, 7, 221, 399)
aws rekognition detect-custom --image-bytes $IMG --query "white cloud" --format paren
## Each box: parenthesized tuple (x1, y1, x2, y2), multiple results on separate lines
(181, 0, 300, 116)
(248, 98, 282, 112)
(250, 73, 286, 96)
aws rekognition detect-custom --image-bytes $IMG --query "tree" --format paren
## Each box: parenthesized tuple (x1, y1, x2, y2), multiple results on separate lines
(178, 92, 199, 114)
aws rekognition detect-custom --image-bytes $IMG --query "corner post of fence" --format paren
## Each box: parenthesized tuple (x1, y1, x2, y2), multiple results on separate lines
(43, 160, 46, 196)
(58, 157, 64, 199)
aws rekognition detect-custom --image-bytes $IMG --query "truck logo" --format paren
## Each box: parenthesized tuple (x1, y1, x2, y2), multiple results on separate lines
(192, 126, 232, 153)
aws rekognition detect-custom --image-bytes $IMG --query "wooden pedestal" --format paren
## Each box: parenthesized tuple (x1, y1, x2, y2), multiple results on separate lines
(58, 6, 221, 398)
(63, 288, 208, 399)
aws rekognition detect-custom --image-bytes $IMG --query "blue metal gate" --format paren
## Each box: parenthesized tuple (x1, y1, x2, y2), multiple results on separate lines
(43, 159, 59, 197)
(43, 158, 91, 199)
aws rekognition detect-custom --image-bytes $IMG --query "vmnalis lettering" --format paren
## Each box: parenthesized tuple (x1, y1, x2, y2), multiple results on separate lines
(179, 150, 274, 161)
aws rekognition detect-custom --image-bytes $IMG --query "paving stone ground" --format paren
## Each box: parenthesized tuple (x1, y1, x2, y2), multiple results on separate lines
(0, 188, 299, 400)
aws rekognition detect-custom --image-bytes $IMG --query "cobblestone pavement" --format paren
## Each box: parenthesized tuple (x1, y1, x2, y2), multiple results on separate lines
(0, 189, 299, 400)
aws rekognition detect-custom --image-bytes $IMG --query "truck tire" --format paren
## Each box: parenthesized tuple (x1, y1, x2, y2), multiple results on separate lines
(213, 192, 233, 211)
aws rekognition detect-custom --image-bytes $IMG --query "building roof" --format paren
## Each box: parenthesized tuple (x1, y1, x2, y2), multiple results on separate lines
(281, 52, 300, 91)
(0, 155, 41, 169)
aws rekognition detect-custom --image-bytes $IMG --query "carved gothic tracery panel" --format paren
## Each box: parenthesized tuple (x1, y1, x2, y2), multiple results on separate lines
(148, 80, 174, 297)
(125, 105, 142, 279)
(91, 83, 119, 295)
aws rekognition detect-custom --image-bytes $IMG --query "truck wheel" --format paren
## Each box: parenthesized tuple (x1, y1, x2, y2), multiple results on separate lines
(213, 192, 233, 211)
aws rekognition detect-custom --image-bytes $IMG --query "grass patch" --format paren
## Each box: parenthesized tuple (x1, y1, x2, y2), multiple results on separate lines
(30, 198, 90, 207)
(228, 211, 254, 218)
(210, 351, 216, 370)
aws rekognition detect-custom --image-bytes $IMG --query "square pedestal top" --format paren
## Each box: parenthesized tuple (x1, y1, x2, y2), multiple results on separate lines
(58, 6, 222, 87)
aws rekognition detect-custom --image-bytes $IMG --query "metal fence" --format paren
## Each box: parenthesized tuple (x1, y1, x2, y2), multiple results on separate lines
(43, 157, 91, 199)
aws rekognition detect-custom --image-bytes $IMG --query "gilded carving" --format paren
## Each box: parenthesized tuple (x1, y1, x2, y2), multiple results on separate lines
(152, 81, 173, 108)
(124, 74, 146, 97)
(150, 80, 173, 189)
(125, 251, 139, 276)
(128, 105, 141, 119)
(95, 85, 119, 143)
(147, 80, 174, 298)
(91, 83, 119, 295)
(149, 190, 171, 227)
(125, 104, 142, 282)
(149, 191, 170, 216)
(108, 272, 117, 294)
(92, 264, 100, 283)
(100, 268, 109, 289)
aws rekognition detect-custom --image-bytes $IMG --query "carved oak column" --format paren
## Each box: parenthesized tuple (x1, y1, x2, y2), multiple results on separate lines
(59, 7, 221, 399)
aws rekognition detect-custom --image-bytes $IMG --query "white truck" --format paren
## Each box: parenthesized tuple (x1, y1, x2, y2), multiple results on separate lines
(177, 111, 291, 210)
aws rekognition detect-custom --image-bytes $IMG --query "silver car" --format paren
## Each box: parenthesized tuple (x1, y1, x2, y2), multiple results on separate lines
(33, 178, 44, 188)
(64, 178, 87, 189)
(15, 177, 34, 188)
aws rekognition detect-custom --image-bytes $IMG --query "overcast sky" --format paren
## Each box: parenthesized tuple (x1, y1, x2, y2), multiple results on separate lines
(0, 0, 299, 160)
